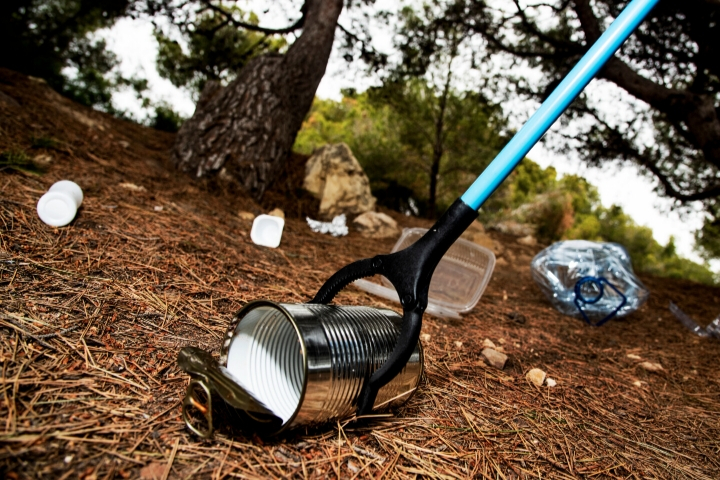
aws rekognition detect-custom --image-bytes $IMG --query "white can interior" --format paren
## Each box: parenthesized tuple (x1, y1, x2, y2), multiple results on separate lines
(225, 306, 304, 424)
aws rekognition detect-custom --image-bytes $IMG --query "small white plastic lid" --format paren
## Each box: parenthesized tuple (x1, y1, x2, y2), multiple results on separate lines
(49, 180, 83, 205)
(250, 214, 285, 248)
(37, 191, 78, 227)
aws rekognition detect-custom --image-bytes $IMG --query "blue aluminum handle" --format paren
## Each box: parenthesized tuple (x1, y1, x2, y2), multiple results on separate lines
(460, 0, 660, 210)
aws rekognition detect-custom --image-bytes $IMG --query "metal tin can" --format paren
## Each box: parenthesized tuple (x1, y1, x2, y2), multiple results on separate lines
(217, 301, 423, 434)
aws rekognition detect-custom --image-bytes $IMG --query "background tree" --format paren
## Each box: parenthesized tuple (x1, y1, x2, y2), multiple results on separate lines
(170, 0, 351, 200)
(0, 0, 145, 113)
(367, 79, 507, 217)
(295, 83, 507, 218)
(400, 0, 720, 259)
(154, 6, 286, 99)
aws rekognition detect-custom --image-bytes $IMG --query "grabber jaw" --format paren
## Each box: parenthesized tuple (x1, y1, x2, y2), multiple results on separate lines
(310, 199, 478, 415)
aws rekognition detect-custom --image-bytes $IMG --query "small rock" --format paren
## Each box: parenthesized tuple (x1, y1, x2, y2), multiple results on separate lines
(118, 140, 130, 149)
(517, 235, 537, 246)
(497, 338, 506, 344)
(139, 462, 167, 480)
(640, 361, 663, 373)
(33, 153, 53, 164)
(420, 333, 431, 343)
(466, 231, 503, 255)
(632, 380, 644, 387)
(238, 211, 255, 221)
(626, 353, 642, 360)
(454, 341, 463, 350)
(526, 368, 546, 386)
(347, 459, 359, 474)
(481, 348, 508, 370)
(482, 338, 496, 349)
(546, 378, 557, 387)
(119, 182, 146, 192)
(153, 206, 163, 212)
(268, 208, 285, 219)
(352, 211, 399, 239)
(491, 220, 535, 237)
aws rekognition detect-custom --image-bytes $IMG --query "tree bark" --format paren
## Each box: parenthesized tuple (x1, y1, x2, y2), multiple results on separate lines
(172, 0, 344, 199)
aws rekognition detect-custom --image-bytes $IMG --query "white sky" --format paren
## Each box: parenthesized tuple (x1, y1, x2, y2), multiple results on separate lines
(98, 3, 717, 272)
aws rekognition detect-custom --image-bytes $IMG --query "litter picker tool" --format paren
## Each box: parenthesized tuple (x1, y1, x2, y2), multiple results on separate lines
(309, 0, 661, 416)
(179, 0, 661, 436)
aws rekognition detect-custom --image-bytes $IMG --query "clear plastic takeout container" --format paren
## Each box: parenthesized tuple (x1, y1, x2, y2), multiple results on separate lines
(354, 227, 496, 319)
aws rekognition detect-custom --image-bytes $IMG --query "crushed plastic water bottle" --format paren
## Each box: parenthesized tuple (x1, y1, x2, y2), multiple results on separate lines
(531, 240, 650, 326)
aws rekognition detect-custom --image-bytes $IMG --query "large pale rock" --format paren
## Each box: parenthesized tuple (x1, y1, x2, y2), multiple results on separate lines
(352, 211, 399, 239)
(304, 143, 376, 218)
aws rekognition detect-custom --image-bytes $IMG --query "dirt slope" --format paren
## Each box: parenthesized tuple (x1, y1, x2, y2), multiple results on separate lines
(1, 68, 720, 479)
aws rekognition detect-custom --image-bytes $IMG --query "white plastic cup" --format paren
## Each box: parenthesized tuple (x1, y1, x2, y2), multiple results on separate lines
(250, 214, 285, 248)
(37, 180, 84, 227)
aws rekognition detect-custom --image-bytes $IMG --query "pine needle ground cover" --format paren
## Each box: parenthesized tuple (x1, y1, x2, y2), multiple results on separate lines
(1, 69, 720, 479)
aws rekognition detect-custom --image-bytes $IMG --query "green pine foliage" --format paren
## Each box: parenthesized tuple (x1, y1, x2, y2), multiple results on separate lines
(0, 0, 145, 114)
(494, 161, 718, 285)
(295, 85, 507, 215)
(295, 90, 717, 285)
(155, 8, 286, 98)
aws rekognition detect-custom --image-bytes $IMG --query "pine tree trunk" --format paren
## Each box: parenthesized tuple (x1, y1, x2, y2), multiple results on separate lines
(172, 0, 344, 199)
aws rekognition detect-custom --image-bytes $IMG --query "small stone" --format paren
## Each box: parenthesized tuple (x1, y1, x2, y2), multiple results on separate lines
(420, 333, 431, 343)
(119, 182, 146, 192)
(640, 361, 663, 373)
(481, 348, 508, 370)
(34, 153, 53, 164)
(492, 220, 535, 237)
(526, 368, 546, 387)
(546, 378, 557, 387)
(626, 353, 642, 360)
(352, 211, 399, 239)
(153, 206, 163, 212)
(118, 140, 130, 149)
(64, 455, 73, 464)
(139, 462, 167, 480)
(517, 235, 537, 246)
(238, 211, 255, 221)
(454, 341, 463, 350)
(632, 380, 644, 387)
(482, 338, 496, 349)
(268, 208, 285, 219)
(497, 338, 506, 344)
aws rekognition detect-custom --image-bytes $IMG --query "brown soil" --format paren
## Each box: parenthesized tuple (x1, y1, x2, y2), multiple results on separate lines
(1, 68, 720, 479)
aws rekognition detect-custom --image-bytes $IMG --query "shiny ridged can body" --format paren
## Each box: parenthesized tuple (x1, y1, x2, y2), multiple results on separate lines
(220, 301, 423, 434)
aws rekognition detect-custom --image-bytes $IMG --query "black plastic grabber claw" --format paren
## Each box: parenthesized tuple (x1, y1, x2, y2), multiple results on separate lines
(309, 199, 477, 415)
